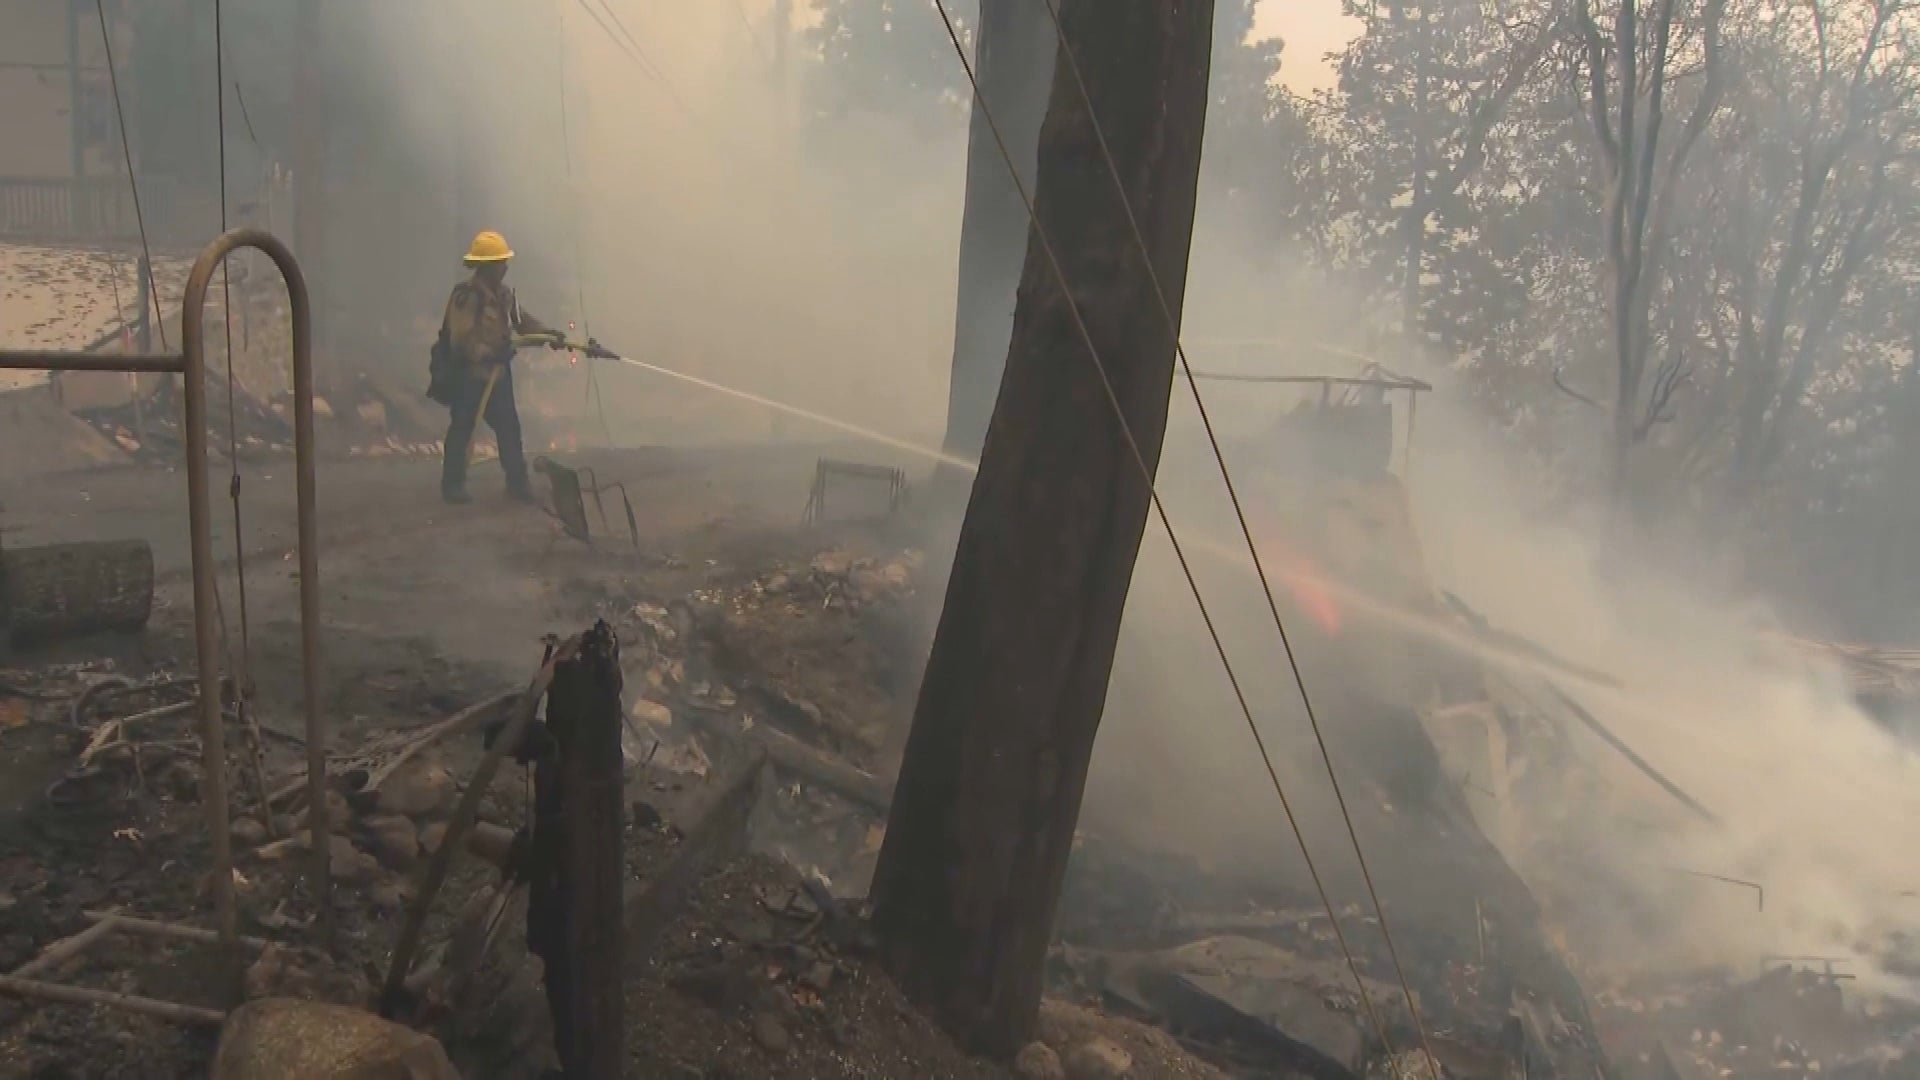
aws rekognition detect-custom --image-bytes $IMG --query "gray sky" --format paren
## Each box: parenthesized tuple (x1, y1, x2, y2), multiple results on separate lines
(1258, 0, 1361, 90)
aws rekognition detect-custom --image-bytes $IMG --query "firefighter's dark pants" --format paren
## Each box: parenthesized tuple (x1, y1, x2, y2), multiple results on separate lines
(441, 362, 530, 497)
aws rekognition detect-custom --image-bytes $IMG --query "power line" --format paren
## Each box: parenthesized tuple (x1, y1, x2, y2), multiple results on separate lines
(1032, 1, 1442, 1073)
(213, 0, 262, 819)
(571, 0, 704, 125)
(93, 0, 166, 351)
(925, 0, 1400, 1059)
(726, 0, 776, 67)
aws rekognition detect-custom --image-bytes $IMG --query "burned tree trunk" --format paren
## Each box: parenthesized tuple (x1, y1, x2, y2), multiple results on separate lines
(1, 539, 155, 649)
(528, 621, 624, 1078)
(872, 0, 1215, 1057)
(938, 0, 1058, 479)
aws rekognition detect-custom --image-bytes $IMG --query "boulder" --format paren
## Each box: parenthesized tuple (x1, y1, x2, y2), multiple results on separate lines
(1015, 1041, 1067, 1080)
(231, 817, 268, 848)
(330, 834, 380, 886)
(377, 761, 456, 819)
(359, 814, 419, 871)
(1064, 1036, 1133, 1080)
(213, 997, 457, 1079)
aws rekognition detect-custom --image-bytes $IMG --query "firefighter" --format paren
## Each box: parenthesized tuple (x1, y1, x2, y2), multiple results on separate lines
(434, 229, 565, 504)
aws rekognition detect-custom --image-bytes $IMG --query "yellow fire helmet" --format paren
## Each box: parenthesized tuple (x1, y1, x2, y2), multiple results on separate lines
(464, 229, 514, 264)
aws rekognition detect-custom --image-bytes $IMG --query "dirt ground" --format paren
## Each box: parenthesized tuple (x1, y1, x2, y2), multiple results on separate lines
(0, 444, 1233, 1078)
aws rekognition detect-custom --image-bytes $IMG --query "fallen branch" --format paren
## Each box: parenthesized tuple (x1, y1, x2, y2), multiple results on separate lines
(759, 727, 893, 813)
(10, 920, 118, 979)
(84, 910, 270, 951)
(78, 700, 196, 768)
(364, 692, 517, 794)
(0, 972, 225, 1027)
(265, 690, 518, 810)
(1545, 684, 1720, 825)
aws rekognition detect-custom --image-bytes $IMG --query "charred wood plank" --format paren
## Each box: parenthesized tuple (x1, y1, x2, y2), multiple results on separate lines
(531, 620, 626, 1079)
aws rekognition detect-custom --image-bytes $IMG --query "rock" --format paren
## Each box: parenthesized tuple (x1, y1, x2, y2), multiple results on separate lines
(213, 997, 457, 1079)
(329, 834, 380, 886)
(750, 1010, 790, 1054)
(1064, 1037, 1133, 1080)
(466, 822, 517, 869)
(418, 821, 448, 856)
(243, 946, 370, 1006)
(801, 960, 836, 993)
(1015, 1042, 1067, 1080)
(810, 551, 853, 577)
(369, 881, 406, 913)
(360, 814, 418, 871)
(631, 699, 674, 728)
(230, 817, 268, 848)
(377, 761, 455, 818)
(270, 814, 298, 837)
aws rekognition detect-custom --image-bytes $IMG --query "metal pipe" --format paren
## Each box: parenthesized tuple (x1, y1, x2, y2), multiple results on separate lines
(1184, 371, 1436, 392)
(179, 227, 326, 953)
(178, 243, 236, 960)
(0, 351, 184, 373)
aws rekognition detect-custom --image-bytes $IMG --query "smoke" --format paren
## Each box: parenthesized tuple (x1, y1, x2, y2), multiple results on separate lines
(1077, 265, 1920, 998)
(261, 1, 972, 454)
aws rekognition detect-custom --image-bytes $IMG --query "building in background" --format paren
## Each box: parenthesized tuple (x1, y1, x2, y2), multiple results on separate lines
(0, 0, 136, 244)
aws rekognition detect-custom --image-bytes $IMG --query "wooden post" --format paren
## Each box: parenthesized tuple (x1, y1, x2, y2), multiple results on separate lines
(870, 0, 1215, 1057)
(530, 621, 625, 1078)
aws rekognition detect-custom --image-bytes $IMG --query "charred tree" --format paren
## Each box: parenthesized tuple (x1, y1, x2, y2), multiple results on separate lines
(871, 0, 1215, 1057)
(528, 621, 625, 1078)
(937, 0, 1058, 486)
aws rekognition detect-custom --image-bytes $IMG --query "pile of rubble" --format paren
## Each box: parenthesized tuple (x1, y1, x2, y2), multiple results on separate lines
(71, 366, 457, 465)
(1590, 964, 1920, 1078)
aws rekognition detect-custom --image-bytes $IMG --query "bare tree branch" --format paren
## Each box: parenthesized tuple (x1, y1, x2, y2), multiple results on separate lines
(1553, 365, 1607, 410)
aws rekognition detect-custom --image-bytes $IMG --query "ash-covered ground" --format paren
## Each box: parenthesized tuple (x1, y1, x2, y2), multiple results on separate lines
(0, 439, 1912, 1078)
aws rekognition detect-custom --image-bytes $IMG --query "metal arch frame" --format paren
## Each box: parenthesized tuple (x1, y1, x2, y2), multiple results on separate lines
(1186, 371, 1431, 478)
(0, 227, 328, 960)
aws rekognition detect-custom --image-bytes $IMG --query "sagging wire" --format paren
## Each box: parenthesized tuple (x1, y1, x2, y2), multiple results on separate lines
(214, 0, 262, 804)
(572, 0, 705, 126)
(214, 0, 257, 691)
(1031, 0, 1441, 1071)
(93, 0, 167, 351)
(555, 0, 615, 449)
(924, 0, 1400, 1060)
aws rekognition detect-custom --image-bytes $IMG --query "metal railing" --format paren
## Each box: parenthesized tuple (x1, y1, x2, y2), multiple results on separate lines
(0, 175, 138, 244)
(0, 227, 328, 964)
